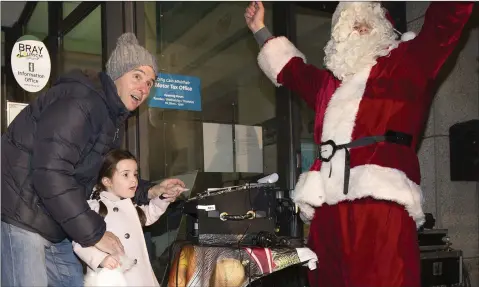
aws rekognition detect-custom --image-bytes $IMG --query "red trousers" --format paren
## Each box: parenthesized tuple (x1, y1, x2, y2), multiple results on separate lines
(307, 197, 420, 287)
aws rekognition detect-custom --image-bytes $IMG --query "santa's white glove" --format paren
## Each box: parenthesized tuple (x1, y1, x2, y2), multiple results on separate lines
(291, 171, 325, 224)
(298, 204, 315, 224)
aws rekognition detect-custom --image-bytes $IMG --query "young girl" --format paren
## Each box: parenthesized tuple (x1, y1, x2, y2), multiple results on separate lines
(73, 149, 170, 286)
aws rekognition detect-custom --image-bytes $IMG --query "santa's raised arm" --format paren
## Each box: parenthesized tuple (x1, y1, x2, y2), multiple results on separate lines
(244, 2, 474, 287)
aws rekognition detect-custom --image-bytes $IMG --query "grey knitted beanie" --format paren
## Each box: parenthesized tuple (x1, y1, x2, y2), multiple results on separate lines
(106, 33, 158, 81)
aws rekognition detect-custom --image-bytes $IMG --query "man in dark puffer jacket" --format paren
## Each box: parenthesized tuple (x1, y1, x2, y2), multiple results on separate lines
(1, 33, 186, 286)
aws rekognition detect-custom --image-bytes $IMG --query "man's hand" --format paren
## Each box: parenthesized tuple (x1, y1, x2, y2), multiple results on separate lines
(100, 255, 120, 270)
(94, 231, 125, 256)
(148, 178, 187, 203)
(245, 1, 265, 33)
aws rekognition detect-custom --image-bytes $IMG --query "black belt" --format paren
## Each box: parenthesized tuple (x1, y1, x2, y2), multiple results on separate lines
(316, 130, 413, 195)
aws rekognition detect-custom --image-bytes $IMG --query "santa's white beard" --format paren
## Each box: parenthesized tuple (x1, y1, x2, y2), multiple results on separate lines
(324, 31, 398, 81)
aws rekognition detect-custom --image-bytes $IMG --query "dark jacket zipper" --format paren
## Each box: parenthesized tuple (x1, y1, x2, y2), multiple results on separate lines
(113, 128, 119, 142)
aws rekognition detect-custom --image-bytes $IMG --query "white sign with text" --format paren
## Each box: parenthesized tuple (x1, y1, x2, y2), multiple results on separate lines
(11, 37, 51, 93)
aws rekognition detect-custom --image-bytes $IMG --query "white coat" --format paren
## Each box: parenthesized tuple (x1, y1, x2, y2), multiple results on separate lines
(73, 191, 169, 286)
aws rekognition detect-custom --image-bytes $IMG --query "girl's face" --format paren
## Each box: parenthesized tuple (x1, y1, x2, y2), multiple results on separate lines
(102, 159, 138, 198)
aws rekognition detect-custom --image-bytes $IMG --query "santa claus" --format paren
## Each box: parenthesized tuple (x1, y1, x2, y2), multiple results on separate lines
(245, 1, 473, 287)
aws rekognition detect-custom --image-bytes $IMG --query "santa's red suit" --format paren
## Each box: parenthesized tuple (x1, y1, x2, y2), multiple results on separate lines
(256, 2, 473, 287)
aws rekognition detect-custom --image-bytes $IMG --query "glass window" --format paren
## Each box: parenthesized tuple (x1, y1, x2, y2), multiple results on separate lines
(296, 4, 333, 239)
(296, 5, 332, 172)
(19, 3, 50, 103)
(142, 2, 274, 183)
(1, 31, 4, 68)
(63, 1, 81, 19)
(61, 5, 102, 73)
(1, 31, 5, 134)
(25, 2, 48, 41)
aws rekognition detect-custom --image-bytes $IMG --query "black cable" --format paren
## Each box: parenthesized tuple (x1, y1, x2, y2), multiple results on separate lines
(422, 134, 449, 140)
(255, 231, 276, 248)
(406, 14, 426, 25)
(237, 223, 251, 252)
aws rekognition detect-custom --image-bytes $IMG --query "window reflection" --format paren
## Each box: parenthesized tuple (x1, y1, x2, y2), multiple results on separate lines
(63, 1, 81, 19)
(25, 2, 48, 41)
(12, 3, 50, 104)
(1, 31, 5, 134)
(1, 31, 4, 66)
(295, 4, 333, 239)
(61, 6, 102, 73)
(296, 5, 332, 165)
(143, 2, 275, 182)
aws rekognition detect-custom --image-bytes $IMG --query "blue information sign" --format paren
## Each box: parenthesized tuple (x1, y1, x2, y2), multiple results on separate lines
(148, 73, 201, 111)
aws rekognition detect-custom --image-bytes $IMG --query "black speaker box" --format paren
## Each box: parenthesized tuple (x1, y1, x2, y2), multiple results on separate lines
(184, 185, 277, 246)
(449, 119, 479, 181)
(420, 250, 463, 287)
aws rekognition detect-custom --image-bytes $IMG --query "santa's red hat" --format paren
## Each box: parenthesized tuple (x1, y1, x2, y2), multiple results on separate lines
(331, 2, 416, 42)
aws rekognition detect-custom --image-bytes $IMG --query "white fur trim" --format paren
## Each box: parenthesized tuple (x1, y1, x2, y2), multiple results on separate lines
(257, 36, 306, 87)
(293, 165, 425, 227)
(346, 165, 424, 226)
(291, 171, 325, 222)
(293, 67, 370, 223)
(321, 67, 371, 144)
(84, 269, 128, 287)
(401, 31, 416, 42)
(291, 65, 425, 227)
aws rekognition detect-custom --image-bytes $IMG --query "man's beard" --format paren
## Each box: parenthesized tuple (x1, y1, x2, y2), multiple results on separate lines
(324, 31, 398, 81)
